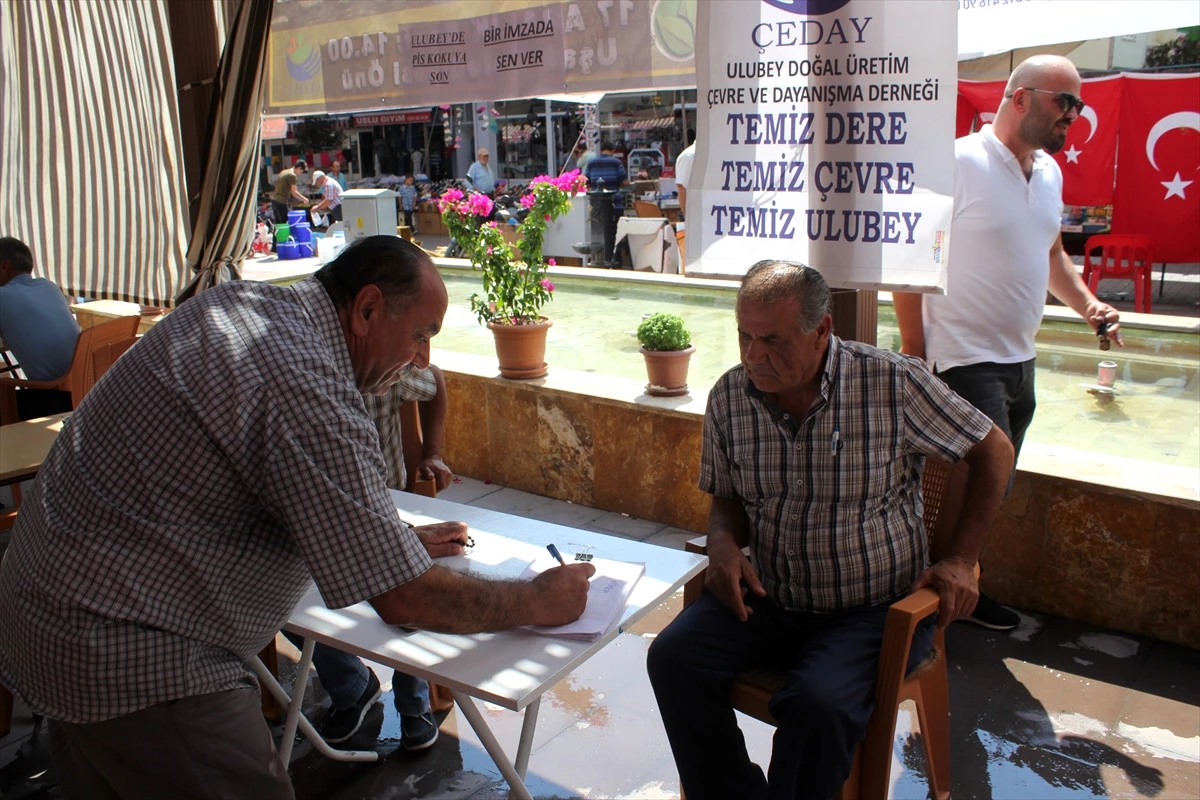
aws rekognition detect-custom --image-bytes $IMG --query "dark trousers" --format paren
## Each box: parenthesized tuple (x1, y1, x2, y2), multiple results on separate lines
(270, 200, 289, 225)
(936, 358, 1036, 463)
(48, 687, 294, 800)
(402, 209, 414, 230)
(647, 591, 933, 800)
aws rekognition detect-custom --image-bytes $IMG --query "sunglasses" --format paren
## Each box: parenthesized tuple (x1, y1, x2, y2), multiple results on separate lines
(1018, 87, 1086, 115)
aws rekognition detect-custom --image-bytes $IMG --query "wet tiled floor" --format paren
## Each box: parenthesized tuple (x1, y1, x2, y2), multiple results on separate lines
(3, 476, 1198, 799)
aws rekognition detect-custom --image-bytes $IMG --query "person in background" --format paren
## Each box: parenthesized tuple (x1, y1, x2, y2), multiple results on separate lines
(673, 140, 696, 221)
(330, 159, 347, 191)
(893, 54, 1121, 631)
(288, 363, 452, 750)
(397, 175, 419, 233)
(575, 141, 596, 174)
(465, 148, 496, 196)
(0, 236, 81, 420)
(311, 170, 343, 226)
(0, 236, 595, 798)
(584, 141, 629, 264)
(648, 260, 1013, 800)
(271, 159, 310, 224)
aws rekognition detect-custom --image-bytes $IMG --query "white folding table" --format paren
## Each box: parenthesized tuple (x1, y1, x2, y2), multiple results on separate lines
(252, 491, 706, 800)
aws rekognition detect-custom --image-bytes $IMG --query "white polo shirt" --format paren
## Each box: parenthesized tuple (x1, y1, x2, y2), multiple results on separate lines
(924, 125, 1063, 371)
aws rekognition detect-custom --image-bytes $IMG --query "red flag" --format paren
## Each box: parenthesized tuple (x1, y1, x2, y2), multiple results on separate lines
(1112, 74, 1200, 263)
(1052, 75, 1122, 206)
(957, 80, 1007, 130)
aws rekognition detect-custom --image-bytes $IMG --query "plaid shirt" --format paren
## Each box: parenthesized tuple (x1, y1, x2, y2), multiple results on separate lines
(0, 277, 432, 723)
(362, 365, 438, 490)
(700, 336, 992, 613)
(320, 178, 343, 208)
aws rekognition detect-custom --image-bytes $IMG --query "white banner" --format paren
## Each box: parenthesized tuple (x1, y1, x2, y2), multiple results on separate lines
(958, 0, 1200, 60)
(688, 0, 957, 290)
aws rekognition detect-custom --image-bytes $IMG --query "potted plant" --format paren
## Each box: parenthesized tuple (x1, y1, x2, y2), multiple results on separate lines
(637, 312, 695, 397)
(439, 170, 587, 378)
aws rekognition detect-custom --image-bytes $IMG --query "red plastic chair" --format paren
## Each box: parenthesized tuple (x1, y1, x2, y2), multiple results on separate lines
(1082, 234, 1154, 313)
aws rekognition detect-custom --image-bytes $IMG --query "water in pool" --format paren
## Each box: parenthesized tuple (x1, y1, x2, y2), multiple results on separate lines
(433, 269, 1199, 469)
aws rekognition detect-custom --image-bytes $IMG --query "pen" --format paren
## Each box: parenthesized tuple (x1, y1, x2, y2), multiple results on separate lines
(831, 427, 840, 455)
(547, 543, 567, 566)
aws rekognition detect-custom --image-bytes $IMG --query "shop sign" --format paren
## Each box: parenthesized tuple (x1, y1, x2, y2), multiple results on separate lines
(688, 0, 956, 291)
(352, 110, 433, 126)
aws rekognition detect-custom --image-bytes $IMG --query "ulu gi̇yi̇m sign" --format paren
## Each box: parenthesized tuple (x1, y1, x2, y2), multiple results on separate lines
(689, 0, 957, 291)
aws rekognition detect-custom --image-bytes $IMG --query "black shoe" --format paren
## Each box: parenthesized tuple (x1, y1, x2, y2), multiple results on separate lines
(320, 670, 382, 744)
(401, 710, 439, 751)
(964, 593, 1020, 631)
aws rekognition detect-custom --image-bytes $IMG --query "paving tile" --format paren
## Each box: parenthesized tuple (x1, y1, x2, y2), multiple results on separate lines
(438, 475, 503, 505)
(467, 486, 554, 517)
(582, 510, 666, 541)
(642, 526, 701, 551)
(519, 497, 606, 529)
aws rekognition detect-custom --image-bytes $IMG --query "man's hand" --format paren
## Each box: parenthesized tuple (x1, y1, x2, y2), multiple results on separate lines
(528, 562, 596, 626)
(704, 537, 766, 622)
(414, 521, 469, 557)
(1085, 301, 1123, 347)
(418, 457, 453, 492)
(909, 556, 979, 629)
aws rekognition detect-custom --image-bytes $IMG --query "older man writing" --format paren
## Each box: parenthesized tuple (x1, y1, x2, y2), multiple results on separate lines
(0, 236, 594, 799)
(648, 260, 1014, 800)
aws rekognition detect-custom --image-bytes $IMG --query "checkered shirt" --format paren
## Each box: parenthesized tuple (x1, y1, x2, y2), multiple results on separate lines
(699, 336, 992, 613)
(0, 277, 432, 723)
(321, 178, 343, 208)
(362, 366, 438, 490)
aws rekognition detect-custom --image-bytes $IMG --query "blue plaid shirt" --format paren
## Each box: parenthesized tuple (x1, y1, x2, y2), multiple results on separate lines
(584, 154, 627, 208)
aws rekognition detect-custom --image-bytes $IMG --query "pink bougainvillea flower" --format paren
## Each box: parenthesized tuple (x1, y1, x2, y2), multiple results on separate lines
(541, 279, 555, 291)
(547, 258, 556, 266)
(466, 192, 494, 217)
(519, 194, 536, 209)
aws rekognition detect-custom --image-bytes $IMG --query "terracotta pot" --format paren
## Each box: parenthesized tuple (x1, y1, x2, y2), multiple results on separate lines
(640, 345, 694, 396)
(487, 318, 552, 379)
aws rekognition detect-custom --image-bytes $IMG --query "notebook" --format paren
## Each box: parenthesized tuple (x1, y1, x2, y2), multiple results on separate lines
(520, 557, 646, 641)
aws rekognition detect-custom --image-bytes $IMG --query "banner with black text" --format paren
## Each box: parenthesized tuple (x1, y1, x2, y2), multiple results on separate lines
(687, 0, 957, 291)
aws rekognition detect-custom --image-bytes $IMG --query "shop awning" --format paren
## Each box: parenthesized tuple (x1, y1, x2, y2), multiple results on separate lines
(602, 116, 675, 131)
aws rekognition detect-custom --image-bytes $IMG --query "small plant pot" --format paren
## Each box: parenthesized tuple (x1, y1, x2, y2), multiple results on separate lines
(641, 345, 694, 397)
(488, 318, 552, 379)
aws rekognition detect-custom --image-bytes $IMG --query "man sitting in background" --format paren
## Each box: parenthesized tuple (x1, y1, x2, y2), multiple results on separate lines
(0, 236, 80, 420)
(288, 363, 454, 750)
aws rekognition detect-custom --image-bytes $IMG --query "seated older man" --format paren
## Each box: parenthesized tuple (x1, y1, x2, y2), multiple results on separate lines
(647, 260, 1014, 800)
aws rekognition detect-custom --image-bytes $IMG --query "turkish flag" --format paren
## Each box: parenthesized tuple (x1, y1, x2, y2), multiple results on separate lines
(1052, 75, 1122, 206)
(1112, 74, 1200, 263)
(957, 80, 1007, 133)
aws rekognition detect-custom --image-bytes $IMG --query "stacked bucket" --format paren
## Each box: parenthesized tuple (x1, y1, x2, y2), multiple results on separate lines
(276, 210, 314, 259)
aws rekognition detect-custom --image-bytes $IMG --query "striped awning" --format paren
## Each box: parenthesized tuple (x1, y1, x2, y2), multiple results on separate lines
(1, 1, 189, 305)
(602, 116, 675, 131)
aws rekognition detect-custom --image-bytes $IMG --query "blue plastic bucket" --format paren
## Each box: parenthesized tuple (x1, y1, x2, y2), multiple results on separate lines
(297, 242, 314, 258)
(287, 210, 307, 226)
(292, 222, 312, 244)
(277, 239, 300, 260)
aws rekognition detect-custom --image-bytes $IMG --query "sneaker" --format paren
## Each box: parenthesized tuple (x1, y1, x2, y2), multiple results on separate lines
(401, 710, 440, 751)
(964, 593, 1020, 631)
(320, 670, 382, 744)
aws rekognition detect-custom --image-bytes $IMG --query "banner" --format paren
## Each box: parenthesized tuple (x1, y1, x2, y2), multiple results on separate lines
(687, 0, 958, 290)
(1051, 74, 1121, 206)
(1112, 73, 1200, 264)
(266, 0, 695, 115)
(956, 79, 1005, 133)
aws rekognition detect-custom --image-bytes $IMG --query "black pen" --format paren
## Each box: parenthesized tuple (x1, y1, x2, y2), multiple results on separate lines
(547, 543, 567, 566)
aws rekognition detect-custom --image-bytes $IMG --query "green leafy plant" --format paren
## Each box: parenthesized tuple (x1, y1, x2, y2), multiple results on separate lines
(439, 171, 587, 325)
(637, 312, 692, 351)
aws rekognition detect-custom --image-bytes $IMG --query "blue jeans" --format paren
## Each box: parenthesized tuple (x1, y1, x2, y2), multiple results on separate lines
(936, 358, 1036, 464)
(647, 591, 933, 800)
(282, 633, 429, 716)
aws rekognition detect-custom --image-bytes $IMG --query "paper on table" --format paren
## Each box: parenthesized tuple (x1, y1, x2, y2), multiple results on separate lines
(521, 558, 646, 641)
(432, 529, 536, 582)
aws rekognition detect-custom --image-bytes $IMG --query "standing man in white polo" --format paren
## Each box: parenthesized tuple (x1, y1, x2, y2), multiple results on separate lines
(893, 54, 1122, 630)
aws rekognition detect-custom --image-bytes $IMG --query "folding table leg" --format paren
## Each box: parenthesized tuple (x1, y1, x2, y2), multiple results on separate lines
(452, 689, 535, 800)
(249, 652, 379, 764)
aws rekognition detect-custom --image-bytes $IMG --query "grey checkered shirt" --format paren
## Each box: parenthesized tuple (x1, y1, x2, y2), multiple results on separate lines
(362, 366, 438, 490)
(0, 277, 432, 723)
(700, 336, 992, 613)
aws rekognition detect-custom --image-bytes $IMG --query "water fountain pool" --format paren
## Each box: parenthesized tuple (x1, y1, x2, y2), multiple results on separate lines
(432, 265, 1199, 470)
